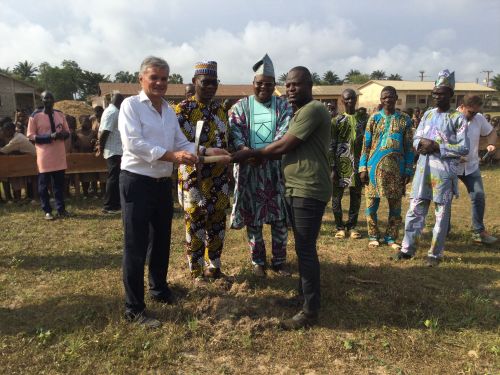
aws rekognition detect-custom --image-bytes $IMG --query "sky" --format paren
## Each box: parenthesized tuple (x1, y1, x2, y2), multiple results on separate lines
(1, 0, 499, 84)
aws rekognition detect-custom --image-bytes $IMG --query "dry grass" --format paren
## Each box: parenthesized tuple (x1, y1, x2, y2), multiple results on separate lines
(1, 168, 499, 375)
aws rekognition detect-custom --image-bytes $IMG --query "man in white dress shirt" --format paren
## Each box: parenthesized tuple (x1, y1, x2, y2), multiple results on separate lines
(453, 95, 497, 244)
(118, 56, 229, 327)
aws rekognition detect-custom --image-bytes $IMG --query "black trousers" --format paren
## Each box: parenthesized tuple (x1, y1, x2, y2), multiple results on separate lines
(332, 184, 362, 230)
(103, 155, 122, 210)
(285, 196, 326, 315)
(120, 170, 173, 315)
(38, 170, 65, 214)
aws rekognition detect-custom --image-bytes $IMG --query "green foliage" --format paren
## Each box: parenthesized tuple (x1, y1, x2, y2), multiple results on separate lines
(114, 71, 139, 83)
(370, 70, 387, 80)
(37, 61, 79, 100)
(0, 67, 12, 75)
(277, 72, 288, 85)
(388, 73, 403, 80)
(13, 60, 38, 81)
(346, 73, 371, 84)
(78, 70, 111, 98)
(322, 70, 343, 85)
(311, 72, 322, 85)
(168, 73, 183, 84)
(491, 74, 500, 91)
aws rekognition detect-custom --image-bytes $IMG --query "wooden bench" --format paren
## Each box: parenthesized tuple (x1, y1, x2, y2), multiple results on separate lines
(0, 153, 107, 198)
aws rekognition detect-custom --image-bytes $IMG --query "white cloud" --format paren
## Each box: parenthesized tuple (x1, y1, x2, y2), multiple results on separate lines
(0, 0, 498, 84)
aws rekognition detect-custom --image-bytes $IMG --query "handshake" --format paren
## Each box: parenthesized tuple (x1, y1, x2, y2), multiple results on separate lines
(169, 147, 265, 166)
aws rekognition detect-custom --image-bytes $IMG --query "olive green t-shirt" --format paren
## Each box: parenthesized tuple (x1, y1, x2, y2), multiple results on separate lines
(283, 100, 332, 202)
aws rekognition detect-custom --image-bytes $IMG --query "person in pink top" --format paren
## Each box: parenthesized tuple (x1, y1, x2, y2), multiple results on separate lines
(27, 91, 70, 220)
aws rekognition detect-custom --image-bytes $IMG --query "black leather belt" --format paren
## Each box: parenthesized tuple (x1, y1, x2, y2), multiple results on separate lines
(122, 170, 171, 183)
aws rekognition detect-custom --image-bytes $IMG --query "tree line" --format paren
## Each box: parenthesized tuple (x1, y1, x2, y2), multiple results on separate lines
(277, 69, 403, 85)
(0, 60, 183, 101)
(2, 60, 499, 100)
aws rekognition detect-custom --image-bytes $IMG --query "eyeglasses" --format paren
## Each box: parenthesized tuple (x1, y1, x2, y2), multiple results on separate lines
(254, 81, 275, 88)
(199, 79, 220, 87)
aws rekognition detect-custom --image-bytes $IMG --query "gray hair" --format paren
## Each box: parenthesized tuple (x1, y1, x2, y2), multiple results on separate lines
(139, 56, 170, 76)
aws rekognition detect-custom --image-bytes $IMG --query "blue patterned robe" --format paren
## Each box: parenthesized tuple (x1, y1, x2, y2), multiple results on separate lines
(410, 108, 469, 204)
(359, 110, 414, 199)
(228, 96, 292, 228)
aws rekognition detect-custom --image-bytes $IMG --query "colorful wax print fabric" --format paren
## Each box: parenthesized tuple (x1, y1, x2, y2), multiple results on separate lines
(229, 96, 292, 228)
(329, 112, 367, 188)
(359, 110, 414, 199)
(175, 98, 230, 214)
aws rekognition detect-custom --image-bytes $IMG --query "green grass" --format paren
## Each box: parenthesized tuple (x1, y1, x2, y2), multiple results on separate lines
(1, 168, 499, 374)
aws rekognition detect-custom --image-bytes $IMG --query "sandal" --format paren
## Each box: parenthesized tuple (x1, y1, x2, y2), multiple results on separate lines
(368, 239, 380, 248)
(388, 242, 402, 250)
(350, 229, 362, 239)
(335, 229, 346, 239)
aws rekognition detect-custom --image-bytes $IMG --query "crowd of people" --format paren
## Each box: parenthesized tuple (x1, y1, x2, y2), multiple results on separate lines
(0, 54, 498, 330)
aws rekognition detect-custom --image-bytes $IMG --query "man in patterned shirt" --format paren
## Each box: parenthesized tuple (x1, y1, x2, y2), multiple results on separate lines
(330, 88, 366, 240)
(359, 86, 414, 249)
(175, 61, 230, 281)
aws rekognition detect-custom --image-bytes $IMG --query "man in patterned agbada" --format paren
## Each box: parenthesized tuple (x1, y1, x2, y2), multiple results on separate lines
(395, 70, 469, 266)
(359, 86, 414, 249)
(228, 54, 293, 277)
(175, 61, 230, 281)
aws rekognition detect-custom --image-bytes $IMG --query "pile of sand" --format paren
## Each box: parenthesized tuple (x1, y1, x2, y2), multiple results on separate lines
(54, 100, 94, 120)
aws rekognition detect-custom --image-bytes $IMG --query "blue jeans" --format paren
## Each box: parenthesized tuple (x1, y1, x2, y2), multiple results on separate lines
(458, 168, 485, 234)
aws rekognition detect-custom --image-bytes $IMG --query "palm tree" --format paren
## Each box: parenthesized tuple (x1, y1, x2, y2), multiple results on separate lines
(13, 60, 38, 81)
(370, 70, 387, 80)
(311, 72, 322, 85)
(322, 70, 342, 85)
(388, 73, 403, 81)
(0, 67, 12, 76)
(491, 74, 500, 91)
(344, 69, 361, 83)
(277, 73, 288, 85)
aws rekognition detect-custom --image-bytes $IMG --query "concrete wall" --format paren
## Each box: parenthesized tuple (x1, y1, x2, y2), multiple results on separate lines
(0, 75, 36, 118)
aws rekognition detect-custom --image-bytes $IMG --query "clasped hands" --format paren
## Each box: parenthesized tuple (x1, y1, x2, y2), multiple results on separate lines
(418, 138, 440, 155)
(168, 147, 232, 165)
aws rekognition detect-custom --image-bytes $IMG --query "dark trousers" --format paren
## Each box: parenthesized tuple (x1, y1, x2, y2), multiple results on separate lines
(332, 184, 362, 230)
(120, 170, 173, 316)
(103, 155, 122, 210)
(38, 170, 65, 214)
(285, 196, 326, 315)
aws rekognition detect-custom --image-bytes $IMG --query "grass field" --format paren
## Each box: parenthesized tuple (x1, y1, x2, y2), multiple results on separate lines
(1, 168, 499, 374)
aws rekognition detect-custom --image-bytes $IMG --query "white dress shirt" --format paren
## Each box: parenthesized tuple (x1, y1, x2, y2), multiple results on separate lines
(456, 113, 494, 176)
(119, 91, 195, 178)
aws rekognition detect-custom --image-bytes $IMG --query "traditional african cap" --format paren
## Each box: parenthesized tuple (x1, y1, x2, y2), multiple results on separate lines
(435, 69, 455, 90)
(252, 54, 275, 78)
(194, 61, 217, 77)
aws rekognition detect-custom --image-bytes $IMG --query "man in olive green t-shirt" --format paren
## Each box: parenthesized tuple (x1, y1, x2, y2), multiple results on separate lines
(232, 66, 331, 329)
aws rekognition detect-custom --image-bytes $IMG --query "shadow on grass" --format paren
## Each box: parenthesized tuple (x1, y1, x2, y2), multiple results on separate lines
(185, 260, 500, 332)
(0, 294, 121, 335)
(0, 252, 122, 270)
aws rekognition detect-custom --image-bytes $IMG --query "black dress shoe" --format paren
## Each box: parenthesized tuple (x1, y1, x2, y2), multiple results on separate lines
(150, 293, 175, 305)
(125, 311, 161, 328)
(281, 310, 318, 330)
